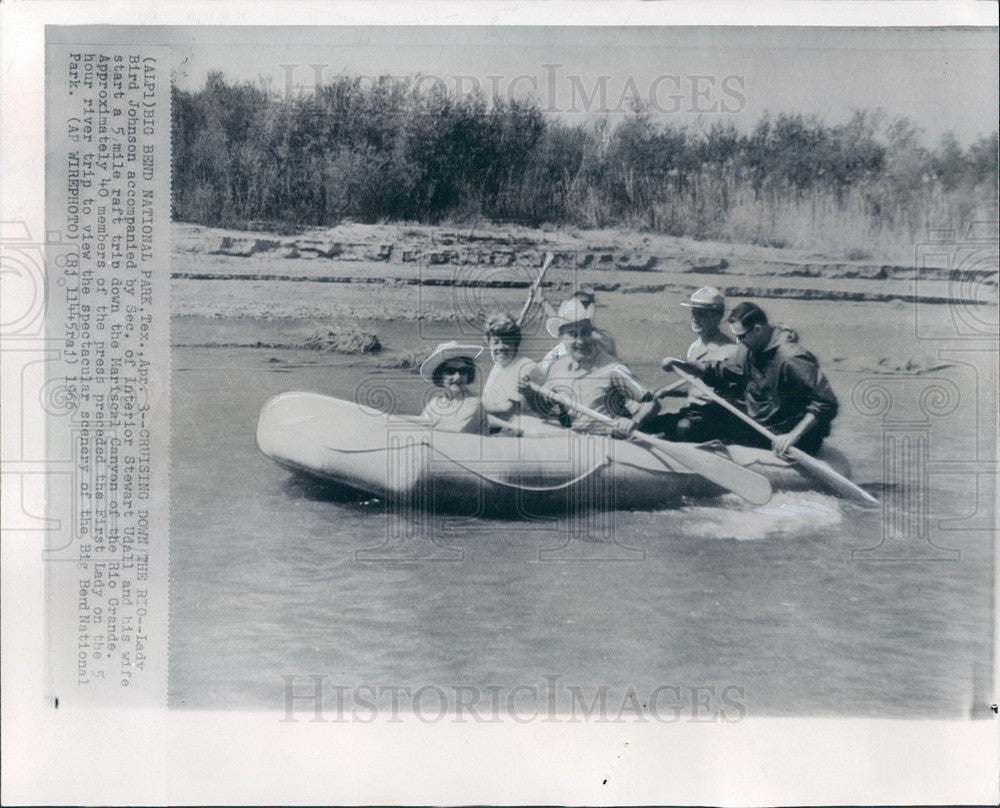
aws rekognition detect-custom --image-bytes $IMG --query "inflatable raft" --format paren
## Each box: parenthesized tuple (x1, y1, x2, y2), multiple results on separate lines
(256, 392, 852, 512)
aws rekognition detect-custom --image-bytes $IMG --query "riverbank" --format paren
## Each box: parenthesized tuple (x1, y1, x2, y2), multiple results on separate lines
(172, 220, 996, 376)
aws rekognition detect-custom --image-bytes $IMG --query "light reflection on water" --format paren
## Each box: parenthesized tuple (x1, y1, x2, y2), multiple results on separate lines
(169, 344, 993, 717)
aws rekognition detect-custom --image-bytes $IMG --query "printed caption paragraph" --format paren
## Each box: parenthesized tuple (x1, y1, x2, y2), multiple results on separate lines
(46, 45, 171, 706)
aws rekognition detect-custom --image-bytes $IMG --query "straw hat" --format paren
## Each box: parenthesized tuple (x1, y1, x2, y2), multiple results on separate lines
(418, 341, 484, 383)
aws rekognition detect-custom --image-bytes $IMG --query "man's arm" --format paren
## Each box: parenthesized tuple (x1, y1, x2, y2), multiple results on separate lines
(629, 396, 660, 432)
(609, 364, 659, 437)
(773, 412, 818, 456)
(664, 347, 746, 393)
(773, 351, 839, 454)
(783, 352, 838, 423)
(517, 372, 568, 423)
(661, 357, 707, 377)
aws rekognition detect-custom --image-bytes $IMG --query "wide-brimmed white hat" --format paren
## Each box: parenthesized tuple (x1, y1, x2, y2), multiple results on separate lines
(546, 298, 593, 338)
(419, 341, 484, 383)
(680, 286, 725, 310)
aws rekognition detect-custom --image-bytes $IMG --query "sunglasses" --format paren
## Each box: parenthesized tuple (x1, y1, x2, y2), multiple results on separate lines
(730, 322, 758, 343)
(440, 362, 471, 375)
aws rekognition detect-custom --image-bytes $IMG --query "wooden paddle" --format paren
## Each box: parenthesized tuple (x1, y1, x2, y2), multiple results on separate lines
(527, 381, 773, 505)
(515, 252, 555, 328)
(670, 368, 880, 506)
(654, 378, 688, 398)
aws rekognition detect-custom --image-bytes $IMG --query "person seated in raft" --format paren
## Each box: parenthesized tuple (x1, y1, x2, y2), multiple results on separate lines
(418, 342, 490, 435)
(644, 286, 740, 442)
(520, 299, 659, 439)
(663, 301, 838, 457)
(537, 285, 617, 373)
(480, 312, 545, 433)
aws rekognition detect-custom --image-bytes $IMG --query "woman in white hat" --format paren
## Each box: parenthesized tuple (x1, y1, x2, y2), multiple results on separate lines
(418, 341, 490, 434)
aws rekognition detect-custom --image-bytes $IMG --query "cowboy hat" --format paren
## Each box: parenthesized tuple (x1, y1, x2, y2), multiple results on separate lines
(546, 298, 593, 338)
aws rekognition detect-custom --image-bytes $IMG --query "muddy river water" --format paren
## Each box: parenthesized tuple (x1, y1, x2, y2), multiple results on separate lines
(168, 308, 994, 718)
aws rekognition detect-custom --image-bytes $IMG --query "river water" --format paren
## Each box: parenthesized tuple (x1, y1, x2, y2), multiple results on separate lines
(168, 316, 994, 718)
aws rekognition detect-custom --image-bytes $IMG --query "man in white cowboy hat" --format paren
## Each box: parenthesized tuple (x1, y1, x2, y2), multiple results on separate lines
(521, 298, 658, 438)
(537, 285, 617, 374)
(645, 286, 739, 441)
(418, 341, 490, 434)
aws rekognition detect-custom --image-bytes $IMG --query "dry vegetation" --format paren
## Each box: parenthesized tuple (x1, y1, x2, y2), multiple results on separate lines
(172, 73, 998, 263)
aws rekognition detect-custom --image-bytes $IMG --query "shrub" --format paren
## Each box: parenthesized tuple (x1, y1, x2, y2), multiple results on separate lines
(171, 74, 998, 260)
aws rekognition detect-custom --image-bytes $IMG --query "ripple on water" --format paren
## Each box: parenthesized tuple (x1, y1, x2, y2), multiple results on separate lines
(662, 491, 845, 541)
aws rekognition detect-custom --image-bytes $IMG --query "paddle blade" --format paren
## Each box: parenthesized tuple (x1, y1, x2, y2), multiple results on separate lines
(788, 447, 880, 506)
(643, 436, 773, 506)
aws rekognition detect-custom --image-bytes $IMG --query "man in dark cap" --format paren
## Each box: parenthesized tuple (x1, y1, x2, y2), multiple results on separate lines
(663, 301, 838, 456)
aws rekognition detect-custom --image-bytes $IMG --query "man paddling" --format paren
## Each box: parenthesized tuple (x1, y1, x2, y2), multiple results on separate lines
(646, 286, 739, 441)
(663, 301, 838, 456)
(538, 285, 617, 373)
(522, 299, 658, 438)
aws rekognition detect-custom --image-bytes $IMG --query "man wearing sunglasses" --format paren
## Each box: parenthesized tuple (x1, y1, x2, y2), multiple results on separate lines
(663, 301, 839, 456)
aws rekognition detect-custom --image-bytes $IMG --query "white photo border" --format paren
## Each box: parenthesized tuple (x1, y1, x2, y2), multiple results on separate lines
(2, 2, 998, 805)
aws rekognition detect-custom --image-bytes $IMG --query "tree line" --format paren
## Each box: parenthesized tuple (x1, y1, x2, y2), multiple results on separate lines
(171, 72, 998, 256)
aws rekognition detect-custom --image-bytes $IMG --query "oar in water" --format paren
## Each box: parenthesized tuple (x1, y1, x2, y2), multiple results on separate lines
(515, 252, 555, 328)
(670, 367, 880, 506)
(527, 381, 773, 506)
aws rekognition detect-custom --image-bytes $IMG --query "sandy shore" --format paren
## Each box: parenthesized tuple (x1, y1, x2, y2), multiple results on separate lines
(171, 220, 997, 377)
(173, 221, 994, 312)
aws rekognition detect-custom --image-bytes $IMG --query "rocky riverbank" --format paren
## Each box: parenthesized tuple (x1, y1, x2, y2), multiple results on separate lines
(171, 220, 998, 375)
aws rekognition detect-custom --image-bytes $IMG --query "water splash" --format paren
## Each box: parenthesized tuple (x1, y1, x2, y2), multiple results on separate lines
(673, 491, 844, 541)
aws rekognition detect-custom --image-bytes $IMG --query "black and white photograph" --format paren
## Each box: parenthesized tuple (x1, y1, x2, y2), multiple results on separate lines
(3, 3, 998, 805)
(162, 23, 998, 717)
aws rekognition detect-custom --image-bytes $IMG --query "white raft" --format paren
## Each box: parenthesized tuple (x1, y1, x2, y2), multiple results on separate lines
(256, 392, 852, 512)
